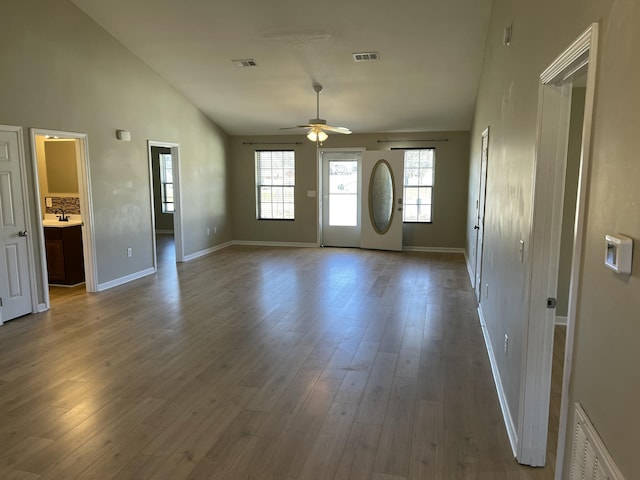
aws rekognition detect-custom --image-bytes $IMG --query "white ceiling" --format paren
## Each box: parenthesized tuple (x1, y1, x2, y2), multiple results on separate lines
(71, 0, 493, 136)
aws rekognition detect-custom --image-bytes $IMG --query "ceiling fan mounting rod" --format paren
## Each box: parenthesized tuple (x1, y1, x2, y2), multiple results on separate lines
(315, 84, 322, 118)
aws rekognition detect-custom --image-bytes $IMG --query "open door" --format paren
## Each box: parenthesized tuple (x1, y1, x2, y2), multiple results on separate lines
(474, 127, 489, 302)
(0, 126, 34, 323)
(360, 150, 404, 251)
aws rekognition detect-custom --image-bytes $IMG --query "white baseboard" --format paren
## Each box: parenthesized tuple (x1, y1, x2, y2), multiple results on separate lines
(232, 240, 318, 248)
(402, 246, 465, 253)
(183, 241, 234, 262)
(477, 306, 518, 457)
(97, 267, 156, 291)
(555, 315, 568, 326)
(37, 303, 48, 313)
(465, 251, 475, 285)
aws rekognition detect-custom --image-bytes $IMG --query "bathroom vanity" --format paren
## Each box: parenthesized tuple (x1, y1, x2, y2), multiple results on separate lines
(44, 221, 85, 285)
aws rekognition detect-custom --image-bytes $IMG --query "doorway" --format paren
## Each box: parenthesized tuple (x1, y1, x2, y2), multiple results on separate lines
(320, 149, 362, 247)
(474, 127, 489, 302)
(147, 141, 183, 269)
(30, 129, 97, 311)
(517, 24, 598, 473)
(319, 149, 404, 251)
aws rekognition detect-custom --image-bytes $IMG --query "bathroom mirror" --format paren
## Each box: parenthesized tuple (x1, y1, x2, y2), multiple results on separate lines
(368, 159, 395, 234)
(44, 139, 79, 194)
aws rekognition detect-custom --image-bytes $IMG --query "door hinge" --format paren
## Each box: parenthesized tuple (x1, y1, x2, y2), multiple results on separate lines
(546, 297, 557, 309)
(0, 297, 3, 307)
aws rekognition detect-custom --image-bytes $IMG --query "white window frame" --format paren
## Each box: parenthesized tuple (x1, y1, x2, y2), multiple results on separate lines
(159, 153, 174, 214)
(255, 150, 295, 220)
(402, 148, 435, 223)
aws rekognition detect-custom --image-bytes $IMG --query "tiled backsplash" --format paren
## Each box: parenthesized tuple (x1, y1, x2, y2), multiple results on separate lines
(45, 196, 81, 215)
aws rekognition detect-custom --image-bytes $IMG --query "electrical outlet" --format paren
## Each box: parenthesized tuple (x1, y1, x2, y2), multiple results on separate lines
(504, 334, 509, 355)
(127, 247, 132, 258)
(206, 228, 210, 236)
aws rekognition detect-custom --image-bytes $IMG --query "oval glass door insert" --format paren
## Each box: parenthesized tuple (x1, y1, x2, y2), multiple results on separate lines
(369, 159, 395, 234)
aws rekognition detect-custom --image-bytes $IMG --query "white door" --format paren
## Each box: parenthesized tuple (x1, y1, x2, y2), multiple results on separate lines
(0, 127, 33, 323)
(360, 150, 404, 251)
(474, 128, 489, 302)
(321, 151, 361, 247)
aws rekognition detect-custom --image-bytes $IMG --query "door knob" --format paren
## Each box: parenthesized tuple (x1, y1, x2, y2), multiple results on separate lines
(18, 230, 28, 237)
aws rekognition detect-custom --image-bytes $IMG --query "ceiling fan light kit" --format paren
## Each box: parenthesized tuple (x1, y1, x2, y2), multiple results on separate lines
(307, 128, 328, 142)
(282, 84, 351, 143)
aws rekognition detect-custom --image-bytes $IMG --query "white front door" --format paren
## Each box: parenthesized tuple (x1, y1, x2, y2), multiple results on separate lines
(321, 151, 362, 247)
(0, 127, 33, 324)
(474, 128, 489, 302)
(360, 150, 404, 251)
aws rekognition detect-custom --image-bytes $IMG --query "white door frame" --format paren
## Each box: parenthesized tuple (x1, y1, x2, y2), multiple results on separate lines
(474, 127, 489, 301)
(0, 125, 36, 324)
(517, 24, 598, 470)
(30, 129, 98, 307)
(147, 140, 184, 266)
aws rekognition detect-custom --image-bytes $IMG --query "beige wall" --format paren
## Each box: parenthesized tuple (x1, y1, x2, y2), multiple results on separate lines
(1, 0, 230, 292)
(230, 131, 470, 248)
(468, 0, 639, 477)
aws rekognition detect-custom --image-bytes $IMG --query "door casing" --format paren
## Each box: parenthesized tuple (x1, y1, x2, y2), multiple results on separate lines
(29, 128, 98, 309)
(147, 140, 184, 266)
(517, 24, 598, 473)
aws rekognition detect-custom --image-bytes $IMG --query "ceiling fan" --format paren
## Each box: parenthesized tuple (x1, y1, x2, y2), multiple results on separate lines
(281, 84, 352, 142)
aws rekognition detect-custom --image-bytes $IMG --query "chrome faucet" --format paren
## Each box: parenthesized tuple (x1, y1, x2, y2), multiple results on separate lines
(56, 209, 69, 222)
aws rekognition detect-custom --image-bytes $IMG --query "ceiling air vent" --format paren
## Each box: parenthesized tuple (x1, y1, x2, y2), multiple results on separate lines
(232, 59, 257, 67)
(352, 52, 380, 62)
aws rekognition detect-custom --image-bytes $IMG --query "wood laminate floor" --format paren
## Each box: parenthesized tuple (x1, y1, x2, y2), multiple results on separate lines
(0, 246, 558, 479)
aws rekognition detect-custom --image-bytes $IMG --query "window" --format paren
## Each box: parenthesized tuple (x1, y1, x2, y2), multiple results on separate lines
(403, 149, 434, 222)
(159, 153, 174, 213)
(255, 150, 295, 220)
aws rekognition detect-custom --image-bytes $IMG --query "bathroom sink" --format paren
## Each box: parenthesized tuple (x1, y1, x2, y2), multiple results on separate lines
(42, 219, 83, 227)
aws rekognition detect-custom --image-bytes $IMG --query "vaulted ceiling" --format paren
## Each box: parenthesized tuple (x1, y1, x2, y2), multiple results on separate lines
(71, 0, 493, 135)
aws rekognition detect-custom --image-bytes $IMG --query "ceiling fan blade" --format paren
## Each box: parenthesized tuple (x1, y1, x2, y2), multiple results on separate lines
(322, 125, 352, 134)
(279, 125, 313, 130)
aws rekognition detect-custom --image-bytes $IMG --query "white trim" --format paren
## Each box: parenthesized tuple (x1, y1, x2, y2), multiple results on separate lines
(29, 129, 98, 302)
(556, 24, 599, 480)
(478, 305, 518, 457)
(402, 246, 465, 253)
(555, 316, 568, 326)
(148, 141, 184, 264)
(183, 241, 234, 262)
(232, 240, 317, 248)
(465, 251, 475, 285)
(96, 267, 155, 292)
(37, 303, 47, 313)
(517, 23, 598, 470)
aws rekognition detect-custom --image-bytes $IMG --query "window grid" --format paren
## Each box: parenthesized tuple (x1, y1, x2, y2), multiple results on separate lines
(256, 150, 295, 220)
(159, 153, 174, 213)
(403, 149, 434, 223)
